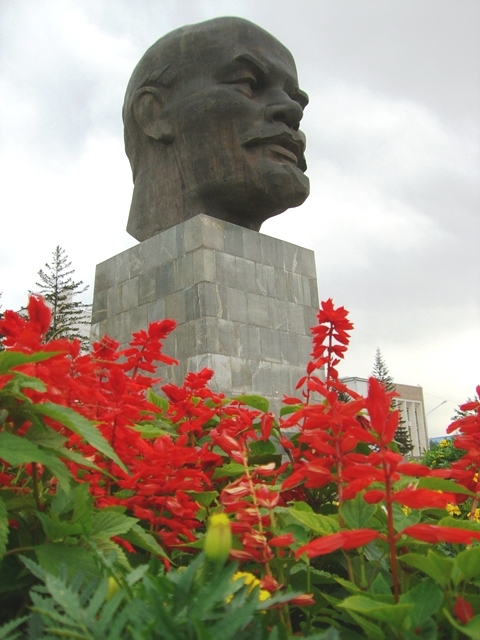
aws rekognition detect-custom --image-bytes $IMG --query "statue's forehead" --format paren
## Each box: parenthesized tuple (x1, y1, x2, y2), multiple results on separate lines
(175, 29, 299, 84)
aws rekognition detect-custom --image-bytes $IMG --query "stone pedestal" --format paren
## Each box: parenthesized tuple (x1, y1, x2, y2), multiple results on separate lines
(91, 215, 319, 410)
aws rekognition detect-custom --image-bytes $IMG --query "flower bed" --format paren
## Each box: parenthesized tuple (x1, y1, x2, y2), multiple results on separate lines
(0, 296, 479, 639)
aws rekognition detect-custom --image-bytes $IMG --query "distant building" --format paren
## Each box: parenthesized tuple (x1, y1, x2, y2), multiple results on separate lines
(341, 377, 429, 457)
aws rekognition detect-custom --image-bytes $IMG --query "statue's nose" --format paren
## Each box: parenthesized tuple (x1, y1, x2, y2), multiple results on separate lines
(264, 92, 304, 130)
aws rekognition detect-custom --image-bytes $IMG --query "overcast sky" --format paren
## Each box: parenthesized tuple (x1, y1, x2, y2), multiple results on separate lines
(1, 0, 479, 437)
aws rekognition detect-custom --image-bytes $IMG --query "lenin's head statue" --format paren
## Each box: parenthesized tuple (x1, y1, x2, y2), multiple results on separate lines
(123, 17, 309, 242)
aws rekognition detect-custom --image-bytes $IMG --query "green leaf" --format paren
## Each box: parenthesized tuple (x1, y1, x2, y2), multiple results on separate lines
(288, 509, 339, 535)
(37, 512, 87, 541)
(437, 516, 480, 532)
(132, 422, 174, 438)
(0, 350, 59, 374)
(0, 432, 72, 492)
(57, 447, 103, 472)
(24, 423, 67, 449)
(32, 403, 127, 473)
(340, 493, 376, 529)
(186, 491, 219, 508)
(6, 372, 46, 392)
(0, 497, 8, 559)
(347, 610, 386, 640)
(400, 579, 443, 626)
(280, 403, 302, 417)
(392, 502, 421, 532)
(122, 524, 169, 559)
(0, 616, 29, 639)
(147, 388, 169, 412)
(418, 476, 476, 497)
(457, 546, 480, 582)
(249, 439, 276, 455)
(231, 394, 269, 412)
(339, 595, 414, 628)
(35, 543, 100, 580)
(399, 551, 453, 586)
(370, 574, 391, 596)
(443, 609, 480, 640)
(91, 511, 138, 538)
(212, 462, 245, 479)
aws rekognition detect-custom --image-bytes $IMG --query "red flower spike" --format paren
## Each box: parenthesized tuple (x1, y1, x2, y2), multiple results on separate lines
(296, 529, 382, 559)
(402, 524, 480, 545)
(454, 596, 474, 624)
(269, 533, 296, 547)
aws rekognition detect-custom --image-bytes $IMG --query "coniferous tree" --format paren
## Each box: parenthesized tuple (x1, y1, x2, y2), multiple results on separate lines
(35, 246, 91, 350)
(371, 348, 414, 456)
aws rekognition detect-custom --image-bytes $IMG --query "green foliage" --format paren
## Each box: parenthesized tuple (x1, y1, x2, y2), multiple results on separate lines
(422, 439, 465, 469)
(35, 246, 91, 350)
(0, 555, 309, 640)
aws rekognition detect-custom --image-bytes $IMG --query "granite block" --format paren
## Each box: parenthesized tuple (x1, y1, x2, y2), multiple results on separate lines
(292, 273, 303, 305)
(106, 285, 119, 318)
(155, 262, 175, 298)
(115, 251, 131, 284)
(259, 327, 281, 363)
(230, 357, 254, 394)
(185, 285, 200, 322)
(92, 215, 320, 413)
(119, 278, 138, 313)
(287, 302, 305, 334)
(271, 298, 288, 332)
(217, 318, 240, 356)
(147, 297, 166, 323)
(183, 216, 204, 252)
(310, 278, 319, 308)
(202, 216, 225, 250)
(209, 354, 232, 392)
(260, 234, 279, 268)
(226, 287, 248, 323)
(241, 227, 261, 262)
(197, 282, 227, 319)
(130, 304, 148, 334)
(251, 360, 273, 397)
(129, 245, 142, 278)
(241, 258, 257, 293)
(192, 248, 216, 283)
(297, 334, 313, 367)
(246, 291, 271, 328)
(224, 223, 244, 257)
(94, 258, 116, 292)
(280, 331, 299, 366)
(175, 321, 197, 360)
(238, 324, 261, 360)
(91, 289, 107, 324)
(195, 316, 219, 354)
(174, 252, 193, 290)
(165, 290, 186, 325)
(215, 251, 237, 287)
(138, 270, 156, 305)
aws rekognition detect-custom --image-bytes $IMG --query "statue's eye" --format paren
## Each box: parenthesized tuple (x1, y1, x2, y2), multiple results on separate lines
(229, 74, 258, 97)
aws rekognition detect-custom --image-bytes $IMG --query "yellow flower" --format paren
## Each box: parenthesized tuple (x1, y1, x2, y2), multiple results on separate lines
(440, 439, 449, 448)
(401, 506, 411, 516)
(204, 513, 231, 563)
(229, 572, 271, 603)
(473, 508, 480, 524)
(446, 504, 461, 516)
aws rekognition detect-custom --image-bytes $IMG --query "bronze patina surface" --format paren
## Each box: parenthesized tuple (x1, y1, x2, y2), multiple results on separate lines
(123, 17, 309, 241)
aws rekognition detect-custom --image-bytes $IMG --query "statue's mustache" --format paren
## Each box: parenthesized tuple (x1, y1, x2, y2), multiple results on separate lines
(240, 125, 307, 172)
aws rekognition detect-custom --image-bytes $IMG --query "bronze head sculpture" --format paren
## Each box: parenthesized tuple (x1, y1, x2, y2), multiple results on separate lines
(123, 17, 309, 242)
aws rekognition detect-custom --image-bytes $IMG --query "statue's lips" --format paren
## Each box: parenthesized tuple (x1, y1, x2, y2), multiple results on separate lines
(241, 128, 307, 172)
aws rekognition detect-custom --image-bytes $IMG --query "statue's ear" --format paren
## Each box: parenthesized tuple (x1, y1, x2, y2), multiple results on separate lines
(133, 87, 174, 144)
